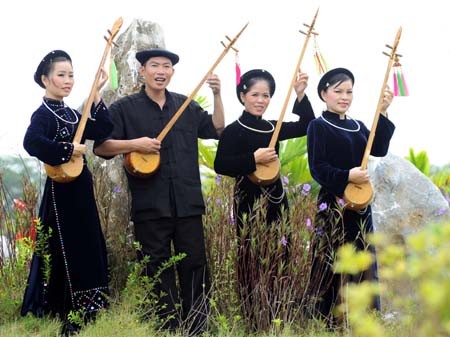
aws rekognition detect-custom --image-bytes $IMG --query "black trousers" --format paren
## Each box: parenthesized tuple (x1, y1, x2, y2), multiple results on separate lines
(310, 203, 381, 328)
(134, 215, 210, 334)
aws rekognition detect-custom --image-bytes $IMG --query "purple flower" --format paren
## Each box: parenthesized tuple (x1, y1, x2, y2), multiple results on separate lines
(215, 175, 221, 186)
(113, 186, 121, 193)
(230, 214, 235, 225)
(338, 198, 345, 206)
(281, 235, 287, 246)
(216, 198, 221, 206)
(306, 217, 312, 231)
(302, 183, 311, 196)
(437, 207, 446, 216)
(314, 227, 323, 237)
(319, 202, 328, 211)
(283, 175, 289, 185)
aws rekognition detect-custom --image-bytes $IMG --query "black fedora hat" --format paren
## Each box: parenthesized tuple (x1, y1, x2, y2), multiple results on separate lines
(236, 69, 276, 105)
(34, 50, 72, 88)
(135, 48, 179, 66)
(317, 67, 354, 101)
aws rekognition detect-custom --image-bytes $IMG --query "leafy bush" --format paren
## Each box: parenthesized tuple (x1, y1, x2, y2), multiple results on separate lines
(335, 220, 450, 337)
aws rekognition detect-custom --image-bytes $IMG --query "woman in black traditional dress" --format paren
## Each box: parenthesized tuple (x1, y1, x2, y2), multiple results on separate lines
(20, 50, 112, 335)
(307, 68, 395, 327)
(214, 69, 315, 328)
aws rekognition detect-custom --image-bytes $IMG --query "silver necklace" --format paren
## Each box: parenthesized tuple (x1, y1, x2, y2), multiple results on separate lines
(320, 113, 360, 132)
(260, 185, 285, 204)
(42, 99, 79, 125)
(237, 118, 274, 133)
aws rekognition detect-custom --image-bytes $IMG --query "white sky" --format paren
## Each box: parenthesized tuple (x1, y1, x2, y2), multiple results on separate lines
(1, 0, 449, 165)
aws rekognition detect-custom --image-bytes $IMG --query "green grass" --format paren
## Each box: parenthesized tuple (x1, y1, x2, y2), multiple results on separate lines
(1, 156, 449, 337)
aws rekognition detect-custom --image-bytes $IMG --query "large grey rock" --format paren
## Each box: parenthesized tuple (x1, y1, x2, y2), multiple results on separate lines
(369, 153, 449, 313)
(102, 18, 166, 104)
(371, 153, 449, 237)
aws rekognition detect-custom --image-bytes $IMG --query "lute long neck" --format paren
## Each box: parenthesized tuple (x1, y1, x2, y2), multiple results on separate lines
(156, 22, 249, 143)
(73, 17, 123, 144)
(269, 8, 319, 148)
(360, 26, 402, 170)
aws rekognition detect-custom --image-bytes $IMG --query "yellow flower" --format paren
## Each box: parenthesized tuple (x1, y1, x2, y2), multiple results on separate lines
(378, 244, 405, 265)
(420, 280, 446, 308)
(334, 244, 374, 275)
(407, 232, 427, 252)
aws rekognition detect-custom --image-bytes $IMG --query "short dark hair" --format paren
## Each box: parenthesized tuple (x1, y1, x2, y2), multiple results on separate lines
(236, 69, 276, 105)
(317, 67, 354, 101)
(326, 73, 353, 89)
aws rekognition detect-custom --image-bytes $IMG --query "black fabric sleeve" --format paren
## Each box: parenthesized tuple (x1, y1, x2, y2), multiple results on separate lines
(23, 111, 75, 166)
(92, 100, 125, 159)
(192, 101, 219, 140)
(83, 100, 113, 141)
(370, 114, 395, 156)
(278, 94, 316, 141)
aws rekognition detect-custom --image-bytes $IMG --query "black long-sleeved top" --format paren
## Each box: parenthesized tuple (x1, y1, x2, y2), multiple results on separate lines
(214, 95, 315, 228)
(307, 111, 395, 198)
(24, 98, 112, 165)
(94, 86, 219, 221)
(307, 110, 395, 246)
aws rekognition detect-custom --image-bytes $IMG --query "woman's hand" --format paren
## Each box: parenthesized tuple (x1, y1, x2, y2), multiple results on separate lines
(348, 167, 370, 184)
(93, 68, 109, 105)
(97, 68, 109, 91)
(72, 142, 86, 157)
(294, 71, 309, 101)
(254, 147, 278, 165)
(380, 86, 394, 116)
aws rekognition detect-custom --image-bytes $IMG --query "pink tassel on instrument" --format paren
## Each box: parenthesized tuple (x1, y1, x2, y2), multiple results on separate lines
(393, 70, 399, 96)
(235, 51, 241, 85)
(392, 56, 409, 96)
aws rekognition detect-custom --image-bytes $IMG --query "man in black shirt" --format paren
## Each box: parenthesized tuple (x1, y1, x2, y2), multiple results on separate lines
(94, 48, 224, 335)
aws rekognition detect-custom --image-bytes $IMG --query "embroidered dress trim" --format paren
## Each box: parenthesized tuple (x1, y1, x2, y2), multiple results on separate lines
(74, 287, 109, 313)
(50, 180, 75, 306)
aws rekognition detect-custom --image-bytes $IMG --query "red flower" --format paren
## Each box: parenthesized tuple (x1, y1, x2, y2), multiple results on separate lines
(15, 231, 24, 241)
(29, 217, 37, 242)
(13, 198, 27, 212)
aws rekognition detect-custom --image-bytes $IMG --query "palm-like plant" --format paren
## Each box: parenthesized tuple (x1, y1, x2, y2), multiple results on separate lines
(406, 148, 430, 176)
(279, 137, 313, 185)
(406, 147, 450, 197)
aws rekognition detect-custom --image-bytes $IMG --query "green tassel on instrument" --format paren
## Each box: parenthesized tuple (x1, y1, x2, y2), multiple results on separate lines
(109, 58, 118, 90)
(393, 56, 409, 96)
(396, 68, 405, 96)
